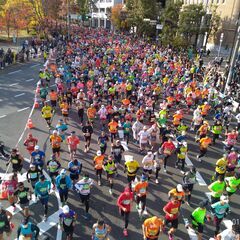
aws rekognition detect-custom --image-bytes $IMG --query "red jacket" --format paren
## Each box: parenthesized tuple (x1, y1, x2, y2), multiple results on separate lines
(117, 187, 133, 212)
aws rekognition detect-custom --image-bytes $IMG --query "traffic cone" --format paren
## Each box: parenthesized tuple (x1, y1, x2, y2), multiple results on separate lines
(26, 119, 34, 129)
(34, 100, 39, 109)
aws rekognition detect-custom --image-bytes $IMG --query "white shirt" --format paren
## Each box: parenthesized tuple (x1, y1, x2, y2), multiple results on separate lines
(138, 130, 150, 143)
(75, 178, 93, 195)
(142, 154, 154, 170)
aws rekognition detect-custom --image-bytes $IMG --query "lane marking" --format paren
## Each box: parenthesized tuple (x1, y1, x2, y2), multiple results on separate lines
(17, 107, 30, 112)
(8, 70, 22, 75)
(30, 63, 40, 68)
(26, 78, 34, 82)
(50, 84, 55, 87)
(14, 93, 25, 98)
(9, 83, 18, 86)
(0, 115, 7, 119)
(37, 210, 61, 236)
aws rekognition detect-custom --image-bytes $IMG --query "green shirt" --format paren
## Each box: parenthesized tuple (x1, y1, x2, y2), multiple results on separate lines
(209, 181, 226, 198)
(123, 122, 131, 133)
(225, 177, 240, 193)
(192, 207, 206, 224)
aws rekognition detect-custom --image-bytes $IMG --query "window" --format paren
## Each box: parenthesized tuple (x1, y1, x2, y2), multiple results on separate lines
(99, 0, 105, 3)
(106, 0, 112, 2)
(222, 0, 225, 3)
(100, 8, 105, 13)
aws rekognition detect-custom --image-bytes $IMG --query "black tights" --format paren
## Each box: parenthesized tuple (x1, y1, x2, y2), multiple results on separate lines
(121, 210, 130, 229)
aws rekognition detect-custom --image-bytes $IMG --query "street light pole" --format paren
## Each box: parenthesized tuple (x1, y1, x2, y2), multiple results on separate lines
(217, 33, 224, 57)
(224, 26, 240, 95)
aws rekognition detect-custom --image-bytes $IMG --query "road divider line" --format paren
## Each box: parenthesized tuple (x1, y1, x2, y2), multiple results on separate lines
(17, 107, 30, 112)
(30, 63, 40, 68)
(50, 84, 55, 87)
(9, 83, 18, 86)
(26, 78, 34, 82)
(8, 70, 22, 75)
(0, 115, 7, 119)
(14, 93, 25, 98)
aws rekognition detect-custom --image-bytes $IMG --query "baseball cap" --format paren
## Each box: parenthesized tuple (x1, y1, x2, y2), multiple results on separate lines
(62, 205, 70, 214)
(34, 145, 40, 150)
(220, 195, 229, 203)
(176, 184, 183, 192)
(97, 150, 102, 156)
(60, 169, 66, 175)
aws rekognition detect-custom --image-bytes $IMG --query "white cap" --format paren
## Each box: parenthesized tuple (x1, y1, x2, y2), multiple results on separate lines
(147, 151, 152, 155)
(176, 184, 183, 192)
(97, 150, 102, 156)
(62, 205, 69, 214)
(53, 130, 58, 134)
(182, 142, 187, 147)
(143, 126, 148, 130)
(60, 169, 66, 175)
(220, 195, 229, 203)
(34, 145, 40, 150)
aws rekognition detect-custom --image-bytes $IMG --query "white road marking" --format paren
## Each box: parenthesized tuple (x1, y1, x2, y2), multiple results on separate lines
(0, 115, 7, 119)
(30, 63, 40, 68)
(9, 83, 18, 86)
(14, 93, 25, 98)
(17, 107, 30, 112)
(26, 78, 34, 82)
(37, 210, 61, 236)
(8, 70, 22, 75)
(196, 172, 207, 186)
(50, 84, 55, 87)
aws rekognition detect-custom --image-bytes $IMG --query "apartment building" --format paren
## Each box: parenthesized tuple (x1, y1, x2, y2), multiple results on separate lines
(183, 0, 240, 52)
(91, 0, 124, 29)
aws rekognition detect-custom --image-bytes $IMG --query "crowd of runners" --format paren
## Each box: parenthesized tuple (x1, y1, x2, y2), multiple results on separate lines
(0, 27, 240, 240)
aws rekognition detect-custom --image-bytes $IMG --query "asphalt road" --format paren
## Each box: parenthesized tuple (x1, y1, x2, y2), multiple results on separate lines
(0, 59, 239, 240)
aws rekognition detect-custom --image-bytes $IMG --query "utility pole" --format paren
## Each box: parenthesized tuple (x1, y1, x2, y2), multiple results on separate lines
(67, 0, 70, 39)
(224, 26, 240, 95)
(217, 33, 224, 57)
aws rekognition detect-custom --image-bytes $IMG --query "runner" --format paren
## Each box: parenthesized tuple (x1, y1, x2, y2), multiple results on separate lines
(31, 145, 45, 170)
(93, 150, 105, 186)
(163, 196, 181, 240)
(111, 140, 125, 175)
(108, 118, 119, 143)
(208, 175, 226, 204)
(16, 218, 40, 240)
(142, 151, 154, 181)
(23, 133, 38, 155)
(92, 219, 111, 240)
(14, 182, 31, 217)
(47, 154, 61, 189)
(67, 131, 80, 160)
(56, 119, 68, 143)
(197, 135, 212, 162)
(41, 101, 53, 129)
(211, 195, 230, 237)
(124, 156, 140, 188)
(134, 174, 149, 216)
(59, 205, 77, 240)
(138, 126, 150, 153)
(142, 216, 164, 240)
(225, 172, 240, 199)
(55, 169, 72, 206)
(26, 164, 42, 202)
(175, 141, 188, 174)
(68, 158, 82, 186)
(75, 173, 93, 220)
(0, 203, 12, 240)
(6, 148, 24, 173)
(117, 186, 134, 237)
(49, 130, 62, 158)
(189, 200, 211, 240)
(98, 131, 109, 154)
(34, 175, 51, 221)
(82, 121, 93, 152)
(103, 155, 117, 195)
(49, 89, 58, 110)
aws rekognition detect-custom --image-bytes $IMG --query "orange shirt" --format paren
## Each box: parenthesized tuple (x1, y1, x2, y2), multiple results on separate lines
(173, 113, 183, 126)
(94, 155, 104, 170)
(49, 92, 58, 101)
(198, 125, 208, 135)
(200, 137, 212, 149)
(60, 102, 69, 114)
(168, 188, 185, 201)
(108, 121, 118, 133)
(50, 135, 62, 148)
(167, 96, 174, 105)
(143, 217, 163, 239)
(201, 105, 211, 115)
(134, 181, 148, 196)
(87, 107, 96, 119)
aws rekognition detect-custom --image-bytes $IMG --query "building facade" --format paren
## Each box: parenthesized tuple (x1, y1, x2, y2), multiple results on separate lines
(183, 0, 240, 53)
(91, 0, 124, 29)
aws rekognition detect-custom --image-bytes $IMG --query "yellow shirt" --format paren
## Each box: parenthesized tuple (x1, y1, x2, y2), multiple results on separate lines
(215, 158, 227, 174)
(125, 160, 139, 176)
(42, 106, 52, 118)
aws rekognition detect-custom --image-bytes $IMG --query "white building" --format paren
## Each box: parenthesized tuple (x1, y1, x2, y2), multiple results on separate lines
(91, 0, 124, 29)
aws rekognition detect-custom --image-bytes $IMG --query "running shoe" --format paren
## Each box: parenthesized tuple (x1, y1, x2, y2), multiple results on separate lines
(155, 179, 159, 184)
(123, 228, 128, 237)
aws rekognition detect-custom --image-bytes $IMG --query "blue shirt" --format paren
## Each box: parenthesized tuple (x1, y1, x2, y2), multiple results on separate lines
(31, 151, 45, 167)
(35, 180, 51, 198)
(211, 202, 229, 218)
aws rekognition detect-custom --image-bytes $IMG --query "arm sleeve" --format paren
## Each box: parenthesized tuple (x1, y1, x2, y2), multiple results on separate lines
(31, 224, 40, 237)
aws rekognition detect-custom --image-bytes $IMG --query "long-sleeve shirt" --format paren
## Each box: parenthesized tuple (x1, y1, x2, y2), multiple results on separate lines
(75, 178, 93, 195)
(35, 180, 51, 198)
